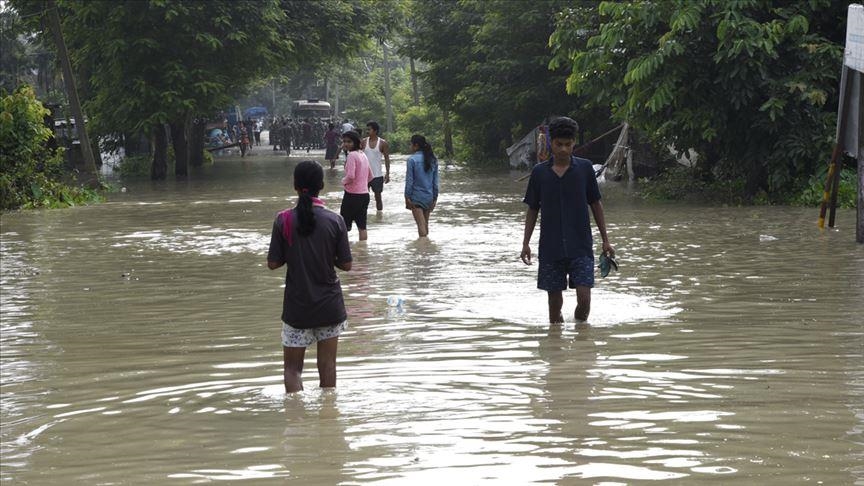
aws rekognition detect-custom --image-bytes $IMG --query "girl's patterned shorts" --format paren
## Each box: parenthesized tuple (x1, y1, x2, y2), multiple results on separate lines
(281, 320, 347, 348)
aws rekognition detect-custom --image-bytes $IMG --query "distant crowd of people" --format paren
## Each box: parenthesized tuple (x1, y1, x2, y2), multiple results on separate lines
(206, 117, 263, 157)
(267, 116, 352, 154)
(207, 115, 363, 158)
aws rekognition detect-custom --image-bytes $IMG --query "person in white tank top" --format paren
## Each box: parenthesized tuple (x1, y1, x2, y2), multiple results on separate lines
(361, 121, 391, 211)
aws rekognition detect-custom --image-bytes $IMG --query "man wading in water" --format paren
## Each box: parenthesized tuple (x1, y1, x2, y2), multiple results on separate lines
(361, 121, 391, 211)
(520, 116, 614, 325)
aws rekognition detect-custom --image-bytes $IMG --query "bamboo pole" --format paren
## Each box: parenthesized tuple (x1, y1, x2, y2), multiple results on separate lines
(818, 145, 841, 229)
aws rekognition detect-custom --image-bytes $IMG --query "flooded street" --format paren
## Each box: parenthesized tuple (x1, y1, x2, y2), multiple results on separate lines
(1, 148, 862, 484)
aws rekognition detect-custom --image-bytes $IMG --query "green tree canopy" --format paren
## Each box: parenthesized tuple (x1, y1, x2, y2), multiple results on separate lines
(409, 0, 590, 161)
(550, 0, 846, 198)
(57, 0, 288, 136)
(9, 0, 380, 178)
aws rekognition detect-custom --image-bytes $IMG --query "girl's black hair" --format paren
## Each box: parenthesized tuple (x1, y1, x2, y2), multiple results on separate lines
(342, 130, 362, 151)
(293, 160, 324, 236)
(411, 134, 436, 172)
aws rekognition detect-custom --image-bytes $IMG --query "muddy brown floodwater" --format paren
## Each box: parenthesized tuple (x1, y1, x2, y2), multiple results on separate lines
(1, 148, 862, 484)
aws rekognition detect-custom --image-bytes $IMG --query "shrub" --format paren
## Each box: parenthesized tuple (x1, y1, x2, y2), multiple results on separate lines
(638, 165, 757, 205)
(392, 105, 444, 155)
(0, 86, 103, 210)
(793, 165, 858, 209)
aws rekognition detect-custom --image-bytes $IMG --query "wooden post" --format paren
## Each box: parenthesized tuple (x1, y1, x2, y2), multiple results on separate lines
(828, 155, 843, 228)
(45, 0, 99, 188)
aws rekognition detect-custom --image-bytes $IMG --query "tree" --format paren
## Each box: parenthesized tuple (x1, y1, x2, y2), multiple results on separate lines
(0, 7, 36, 94)
(54, 0, 289, 178)
(408, 0, 478, 158)
(50, 0, 380, 179)
(550, 0, 846, 199)
(409, 0, 587, 162)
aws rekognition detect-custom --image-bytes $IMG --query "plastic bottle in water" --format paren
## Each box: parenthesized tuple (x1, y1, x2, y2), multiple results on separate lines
(386, 296, 404, 307)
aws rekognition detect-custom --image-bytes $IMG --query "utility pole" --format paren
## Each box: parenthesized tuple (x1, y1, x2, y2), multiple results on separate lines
(45, 0, 99, 188)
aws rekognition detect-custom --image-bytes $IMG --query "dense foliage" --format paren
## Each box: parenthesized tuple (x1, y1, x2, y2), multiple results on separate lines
(9, 0, 378, 179)
(409, 0, 601, 162)
(550, 0, 847, 201)
(2, 0, 853, 207)
(0, 8, 34, 94)
(1, 85, 100, 209)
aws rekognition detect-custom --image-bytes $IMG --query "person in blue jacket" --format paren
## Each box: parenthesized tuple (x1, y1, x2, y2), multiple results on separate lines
(404, 134, 439, 238)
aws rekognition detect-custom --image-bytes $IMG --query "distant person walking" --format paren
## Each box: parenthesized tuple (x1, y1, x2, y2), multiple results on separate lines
(520, 116, 614, 325)
(361, 121, 391, 211)
(239, 122, 250, 157)
(324, 123, 341, 170)
(340, 130, 373, 241)
(340, 120, 355, 159)
(301, 119, 312, 152)
(267, 160, 352, 393)
(280, 120, 291, 156)
(404, 134, 439, 238)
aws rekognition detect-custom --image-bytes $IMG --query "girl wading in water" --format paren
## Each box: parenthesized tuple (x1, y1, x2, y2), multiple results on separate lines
(340, 130, 374, 241)
(404, 134, 439, 237)
(267, 161, 352, 393)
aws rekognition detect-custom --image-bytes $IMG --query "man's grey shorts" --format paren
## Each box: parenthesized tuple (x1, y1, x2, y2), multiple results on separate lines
(281, 320, 347, 348)
(369, 176, 385, 194)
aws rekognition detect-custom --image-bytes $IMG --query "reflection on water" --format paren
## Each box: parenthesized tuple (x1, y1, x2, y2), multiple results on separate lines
(1, 151, 862, 484)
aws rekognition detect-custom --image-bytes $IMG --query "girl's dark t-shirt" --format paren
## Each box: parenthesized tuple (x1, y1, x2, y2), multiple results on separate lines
(267, 206, 352, 328)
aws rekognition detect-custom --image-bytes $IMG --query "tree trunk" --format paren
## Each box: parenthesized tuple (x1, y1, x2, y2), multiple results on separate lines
(271, 78, 277, 113)
(743, 160, 767, 200)
(45, 0, 99, 188)
(151, 123, 168, 180)
(189, 118, 207, 167)
(334, 82, 340, 118)
(409, 57, 420, 106)
(698, 143, 719, 182)
(442, 105, 454, 158)
(170, 120, 188, 176)
(92, 138, 102, 169)
(382, 42, 394, 133)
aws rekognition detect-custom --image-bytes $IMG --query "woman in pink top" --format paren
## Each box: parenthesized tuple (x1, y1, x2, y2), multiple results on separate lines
(339, 130, 373, 241)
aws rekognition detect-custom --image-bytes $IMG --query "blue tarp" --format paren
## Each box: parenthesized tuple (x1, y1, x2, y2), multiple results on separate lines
(244, 107, 268, 118)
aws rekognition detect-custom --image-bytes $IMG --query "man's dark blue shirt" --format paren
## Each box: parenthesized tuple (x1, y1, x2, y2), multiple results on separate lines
(523, 156, 601, 262)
